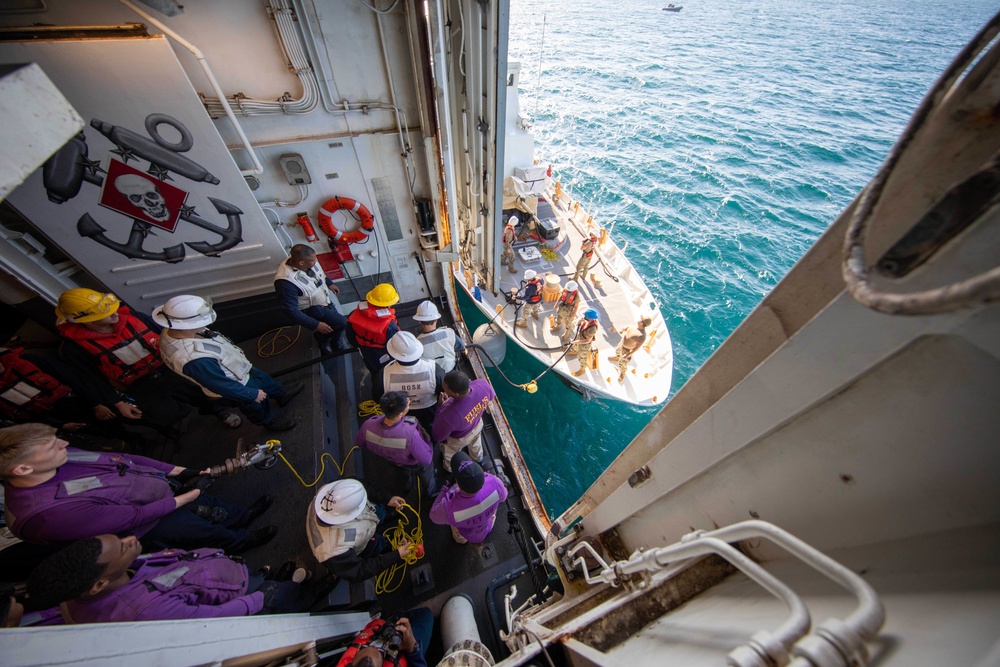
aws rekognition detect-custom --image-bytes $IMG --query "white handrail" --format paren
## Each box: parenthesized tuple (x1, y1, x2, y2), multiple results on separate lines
(118, 0, 264, 176)
(569, 534, 811, 667)
(691, 521, 885, 666)
(566, 520, 885, 666)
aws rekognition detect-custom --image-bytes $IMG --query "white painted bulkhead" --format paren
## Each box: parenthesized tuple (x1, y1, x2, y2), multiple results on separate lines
(0, 0, 441, 310)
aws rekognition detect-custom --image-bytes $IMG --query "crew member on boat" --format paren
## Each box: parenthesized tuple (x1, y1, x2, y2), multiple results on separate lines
(572, 232, 599, 282)
(500, 217, 518, 274)
(429, 452, 507, 544)
(609, 315, 652, 383)
(346, 283, 400, 398)
(55, 289, 238, 432)
(513, 269, 544, 328)
(568, 309, 600, 377)
(154, 295, 303, 432)
(413, 300, 466, 374)
(550, 280, 581, 345)
(433, 370, 495, 472)
(27, 534, 305, 622)
(357, 391, 438, 499)
(0, 423, 277, 553)
(274, 244, 347, 355)
(307, 479, 412, 583)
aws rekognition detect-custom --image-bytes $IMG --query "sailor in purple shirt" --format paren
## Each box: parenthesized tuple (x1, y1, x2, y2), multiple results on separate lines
(357, 391, 439, 497)
(429, 452, 507, 544)
(0, 423, 276, 553)
(432, 370, 496, 472)
(26, 534, 300, 622)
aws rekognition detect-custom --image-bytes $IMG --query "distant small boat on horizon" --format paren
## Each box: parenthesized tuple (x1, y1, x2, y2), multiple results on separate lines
(663, 4, 682, 11)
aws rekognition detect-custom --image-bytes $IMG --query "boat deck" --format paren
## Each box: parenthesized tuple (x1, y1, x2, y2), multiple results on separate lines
(138, 300, 547, 663)
(459, 186, 673, 405)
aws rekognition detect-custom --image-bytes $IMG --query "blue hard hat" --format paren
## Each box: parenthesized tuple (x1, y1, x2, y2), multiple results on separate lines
(584, 309, 599, 320)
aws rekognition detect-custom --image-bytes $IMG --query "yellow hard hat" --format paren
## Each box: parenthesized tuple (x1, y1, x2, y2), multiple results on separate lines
(55, 289, 120, 323)
(366, 283, 399, 307)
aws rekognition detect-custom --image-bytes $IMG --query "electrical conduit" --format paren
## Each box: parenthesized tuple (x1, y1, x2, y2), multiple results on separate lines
(118, 0, 265, 176)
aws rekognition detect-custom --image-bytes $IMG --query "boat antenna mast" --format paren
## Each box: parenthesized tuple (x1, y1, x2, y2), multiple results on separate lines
(532, 14, 547, 121)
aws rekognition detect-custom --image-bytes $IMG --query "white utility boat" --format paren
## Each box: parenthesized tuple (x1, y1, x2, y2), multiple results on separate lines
(454, 64, 673, 406)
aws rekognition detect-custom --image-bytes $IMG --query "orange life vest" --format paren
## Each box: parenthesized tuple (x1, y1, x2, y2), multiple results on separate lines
(576, 318, 599, 342)
(348, 304, 398, 348)
(581, 236, 597, 258)
(526, 278, 543, 304)
(335, 618, 409, 667)
(559, 289, 578, 307)
(0, 347, 72, 419)
(59, 306, 163, 386)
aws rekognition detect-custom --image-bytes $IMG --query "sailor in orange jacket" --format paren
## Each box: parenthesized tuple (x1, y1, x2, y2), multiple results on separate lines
(55, 289, 236, 431)
(550, 280, 581, 344)
(346, 283, 400, 398)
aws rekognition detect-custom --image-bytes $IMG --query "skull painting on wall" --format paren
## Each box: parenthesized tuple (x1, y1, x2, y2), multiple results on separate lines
(115, 174, 169, 222)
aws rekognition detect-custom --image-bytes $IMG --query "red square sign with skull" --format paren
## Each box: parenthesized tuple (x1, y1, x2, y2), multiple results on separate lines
(99, 159, 188, 232)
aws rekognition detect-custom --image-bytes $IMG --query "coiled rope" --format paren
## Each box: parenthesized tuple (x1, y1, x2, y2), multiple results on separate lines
(357, 400, 383, 418)
(375, 479, 425, 595)
(257, 325, 302, 357)
(274, 437, 425, 594)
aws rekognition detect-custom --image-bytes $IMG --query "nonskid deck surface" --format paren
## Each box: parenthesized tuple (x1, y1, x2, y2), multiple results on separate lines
(168, 306, 543, 662)
(463, 189, 673, 405)
(164, 327, 332, 591)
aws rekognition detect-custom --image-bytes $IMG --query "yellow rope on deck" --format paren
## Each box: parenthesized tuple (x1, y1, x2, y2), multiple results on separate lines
(375, 481, 425, 595)
(358, 400, 383, 417)
(257, 325, 302, 357)
(277, 447, 359, 488)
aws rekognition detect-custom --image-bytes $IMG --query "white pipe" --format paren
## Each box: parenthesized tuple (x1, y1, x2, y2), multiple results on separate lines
(293, 0, 339, 113)
(262, 207, 295, 251)
(202, 0, 318, 117)
(441, 595, 482, 650)
(440, 595, 495, 667)
(503, 584, 518, 631)
(118, 0, 264, 176)
(373, 9, 417, 199)
(694, 521, 885, 657)
(655, 538, 810, 667)
(571, 537, 810, 667)
(429, 0, 460, 253)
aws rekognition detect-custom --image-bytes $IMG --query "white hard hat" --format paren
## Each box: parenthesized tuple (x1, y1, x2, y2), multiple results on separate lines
(386, 330, 424, 363)
(565, 280, 578, 291)
(314, 479, 368, 525)
(152, 295, 216, 329)
(523, 269, 537, 281)
(413, 300, 441, 322)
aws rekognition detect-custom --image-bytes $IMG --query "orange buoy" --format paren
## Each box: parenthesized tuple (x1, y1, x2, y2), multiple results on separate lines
(317, 196, 375, 244)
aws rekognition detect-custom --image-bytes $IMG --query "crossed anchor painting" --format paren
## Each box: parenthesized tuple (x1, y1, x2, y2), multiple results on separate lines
(41, 113, 244, 264)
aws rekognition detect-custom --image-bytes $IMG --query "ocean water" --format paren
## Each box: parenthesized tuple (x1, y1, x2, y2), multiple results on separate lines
(465, 0, 997, 519)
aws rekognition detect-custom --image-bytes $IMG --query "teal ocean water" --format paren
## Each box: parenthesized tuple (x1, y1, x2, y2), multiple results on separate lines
(464, 0, 997, 519)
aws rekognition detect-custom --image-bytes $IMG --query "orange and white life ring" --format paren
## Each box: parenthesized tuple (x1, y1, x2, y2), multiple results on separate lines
(317, 196, 375, 244)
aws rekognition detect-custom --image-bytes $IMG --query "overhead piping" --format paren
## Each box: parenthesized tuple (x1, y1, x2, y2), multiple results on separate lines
(373, 7, 418, 199)
(117, 0, 264, 176)
(201, 0, 319, 118)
